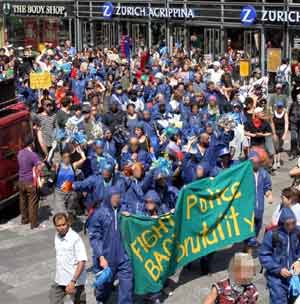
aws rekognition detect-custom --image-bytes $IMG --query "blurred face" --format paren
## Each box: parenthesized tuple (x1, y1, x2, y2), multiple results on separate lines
(196, 167, 205, 179)
(231, 264, 254, 286)
(62, 153, 70, 165)
(83, 112, 91, 121)
(127, 105, 135, 115)
(95, 146, 103, 155)
(133, 166, 143, 179)
(102, 170, 112, 182)
(55, 217, 69, 237)
(156, 177, 167, 188)
(284, 219, 296, 233)
(251, 158, 261, 172)
(200, 134, 210, 147)
(208, 83, 215, 91)
(282, 194, 292, 207)
(135, 128, 143, 138)
(75, 110, 81, 117)
(143, 111, 151, 121)
(276, 106, 284, 113)
(146, 200, 156, 211)
(44, 102, 53, 113)
(209, 98, 216, 106)
(105, 130, 112, 140)
(111, 193, 121, 208)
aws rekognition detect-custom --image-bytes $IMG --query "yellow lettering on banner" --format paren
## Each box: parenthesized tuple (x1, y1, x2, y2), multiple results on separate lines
(152, 219, 169, 238)
(153, 251, 170, 271)
(221, 187, 233, 202)
(165, 215, 176, 227)
(176, 242, 186, 263)
(130, 240, 144, 262)
(231, 182, 242, 199)
(189, 236, 201, 254)
(137, 236, 149, 253)
(30, 72, 52, 89)
(199, 198, 208, 213)
(202, 222, 219, 245)
(162, 237, 174, 257)
(228, 206, 241, 236)
(243, 213, 255, 232)
(141, 230, 158, 249)
(186, 194, 197, 220)
(201, 221, 209, 248)
(225, 215, 233, 237)
(206, 188, 215, 208)
(145, 259, 160, 281)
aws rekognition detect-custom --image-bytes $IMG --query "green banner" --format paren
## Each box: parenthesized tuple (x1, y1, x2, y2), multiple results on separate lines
(120, 161, 255, 294)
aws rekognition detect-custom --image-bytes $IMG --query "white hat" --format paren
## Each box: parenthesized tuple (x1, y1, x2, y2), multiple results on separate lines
(57, 80, 64, 87)
(155, 72, 164, 80)
(213, 61, 221, 67)
(254, 107, 264, 114)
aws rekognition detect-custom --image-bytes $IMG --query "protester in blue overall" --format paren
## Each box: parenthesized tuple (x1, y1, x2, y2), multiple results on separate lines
(124, 163, 154, 215)
(154, 72, 171, 102)
(89, 140, 116, 175)
(246, 151, 273, 253)
(103, 128, 117, 158)
(141, 110, 159, 153)
(88, 186, 133, 304)
(153, 170, 179, 210)
(72, 164, 126, 209)
(259, 208, 300, 304)
(120, 137, 152, 171)
(210, 147, 235, 177)
(111, 84, 129, 111)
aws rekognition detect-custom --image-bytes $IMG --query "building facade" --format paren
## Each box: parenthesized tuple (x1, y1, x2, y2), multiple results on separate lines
(0, 0, 75, 48)
(2, 0, 300, 74)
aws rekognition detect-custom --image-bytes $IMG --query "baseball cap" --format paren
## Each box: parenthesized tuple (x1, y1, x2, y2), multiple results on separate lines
(276, 100, 284, 107)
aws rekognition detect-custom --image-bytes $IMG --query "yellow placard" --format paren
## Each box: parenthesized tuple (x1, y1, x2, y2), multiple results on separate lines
(267, 48, 282, 73)
(29, 72, 52, 89)
(240, 60, 250, 77)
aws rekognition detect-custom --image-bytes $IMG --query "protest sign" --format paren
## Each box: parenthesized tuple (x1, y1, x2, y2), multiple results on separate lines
(29, 71, 52, 89)
(267, 48, 281, 73)
(120, 161, 255, 294)
(240, 60, 250, 77)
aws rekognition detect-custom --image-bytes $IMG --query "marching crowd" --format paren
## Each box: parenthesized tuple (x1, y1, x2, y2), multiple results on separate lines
(9, 38, 300, 303)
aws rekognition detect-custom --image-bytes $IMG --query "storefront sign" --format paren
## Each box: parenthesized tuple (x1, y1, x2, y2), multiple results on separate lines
(3, 3, 67, 16)
(102, 2, 195, 19)
(241, 6, 300, 24)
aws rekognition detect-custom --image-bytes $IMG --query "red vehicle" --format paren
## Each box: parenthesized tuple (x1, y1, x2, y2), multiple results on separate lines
(0, 79, 31, 210)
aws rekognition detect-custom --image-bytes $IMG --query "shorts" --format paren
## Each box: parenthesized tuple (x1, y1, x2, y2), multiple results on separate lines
(265, 135, 275, 156)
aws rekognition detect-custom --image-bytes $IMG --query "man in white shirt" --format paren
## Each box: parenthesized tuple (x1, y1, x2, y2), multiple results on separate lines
(50, 213, 88, 304)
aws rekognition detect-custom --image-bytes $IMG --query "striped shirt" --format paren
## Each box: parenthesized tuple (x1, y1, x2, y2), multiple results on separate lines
(37, 113, 56, 147)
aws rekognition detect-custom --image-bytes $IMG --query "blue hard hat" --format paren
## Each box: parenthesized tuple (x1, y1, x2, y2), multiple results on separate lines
(218, 147, 230, 157)
(93, 267, 113, 288)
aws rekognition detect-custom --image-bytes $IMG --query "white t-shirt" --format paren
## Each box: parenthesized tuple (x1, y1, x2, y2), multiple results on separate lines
(272, 204, 300, 225)
(54, 228, 88, 286)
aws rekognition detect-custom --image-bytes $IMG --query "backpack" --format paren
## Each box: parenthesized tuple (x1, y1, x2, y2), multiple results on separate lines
(275, 65, 288, 83)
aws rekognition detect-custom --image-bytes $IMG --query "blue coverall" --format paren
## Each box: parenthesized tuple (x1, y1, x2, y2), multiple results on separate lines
(88, 202, 133, 303)
(259, 208, 300, 304)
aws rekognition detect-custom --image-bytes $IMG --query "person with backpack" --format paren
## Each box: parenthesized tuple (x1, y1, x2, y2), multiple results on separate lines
(259, 207, 300, 304)
(276, 58, 291, 95)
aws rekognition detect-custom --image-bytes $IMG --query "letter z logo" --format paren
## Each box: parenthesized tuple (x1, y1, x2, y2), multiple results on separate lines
(102, 2, 114, 19)
(240, 6, 257, 26)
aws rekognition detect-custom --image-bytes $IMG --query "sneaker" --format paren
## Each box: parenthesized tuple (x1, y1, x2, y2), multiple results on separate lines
(272, 162, 277, 170)
(277, 162, 281, 169)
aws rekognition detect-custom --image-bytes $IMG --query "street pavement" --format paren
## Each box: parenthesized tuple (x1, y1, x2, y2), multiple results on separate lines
(0, 154, 296, 304)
